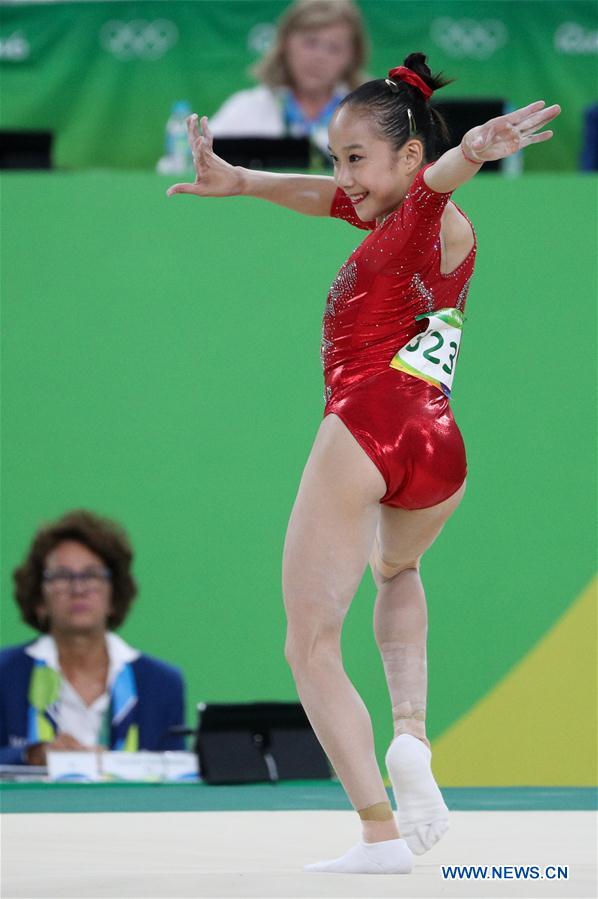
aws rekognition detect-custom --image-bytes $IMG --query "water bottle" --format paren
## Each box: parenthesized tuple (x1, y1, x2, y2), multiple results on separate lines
(157, 100, 192, 174)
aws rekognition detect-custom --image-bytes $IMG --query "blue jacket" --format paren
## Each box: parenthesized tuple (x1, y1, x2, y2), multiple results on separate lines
(0, 643, 187, 765)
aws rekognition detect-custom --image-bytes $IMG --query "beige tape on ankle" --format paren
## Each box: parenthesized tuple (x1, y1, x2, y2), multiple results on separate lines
(392, 702, 427, 740)
(357, 801, 394, 822)
(393, 706, 426, 721)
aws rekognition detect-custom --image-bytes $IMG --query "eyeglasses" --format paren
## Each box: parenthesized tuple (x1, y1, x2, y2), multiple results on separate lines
(42, 568, 112, 593)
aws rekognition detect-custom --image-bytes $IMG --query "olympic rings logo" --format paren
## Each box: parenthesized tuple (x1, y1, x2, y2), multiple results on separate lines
(99, 19, 179, 61)
(431, 18, 508, 59)
(0, 31, 31, 62)
(554, 23, 598, 55)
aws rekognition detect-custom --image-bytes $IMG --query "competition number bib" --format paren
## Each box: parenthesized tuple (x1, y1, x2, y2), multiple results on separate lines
(390, 308, 464, 398)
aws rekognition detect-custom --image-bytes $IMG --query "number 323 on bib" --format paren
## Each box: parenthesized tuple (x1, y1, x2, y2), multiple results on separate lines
(390, 307, 464, 399)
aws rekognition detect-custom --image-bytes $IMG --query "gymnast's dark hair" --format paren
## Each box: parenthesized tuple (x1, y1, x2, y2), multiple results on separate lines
(337, 52, 453, 162)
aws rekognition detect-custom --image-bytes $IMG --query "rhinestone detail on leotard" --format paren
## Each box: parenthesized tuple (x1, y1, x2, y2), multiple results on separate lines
(321, 260, 357, 365)
(456, 277, 471, 311)
(411, 272, 435, 314)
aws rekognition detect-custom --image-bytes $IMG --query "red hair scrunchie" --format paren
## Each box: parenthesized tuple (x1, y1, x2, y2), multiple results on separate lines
(388, 66, 433, 101)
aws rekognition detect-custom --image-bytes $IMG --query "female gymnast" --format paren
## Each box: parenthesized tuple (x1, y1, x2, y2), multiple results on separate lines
(167, 53, 559, 874)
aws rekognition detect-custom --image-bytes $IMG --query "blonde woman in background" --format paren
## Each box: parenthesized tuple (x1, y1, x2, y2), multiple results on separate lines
(210, 0, 369, 159)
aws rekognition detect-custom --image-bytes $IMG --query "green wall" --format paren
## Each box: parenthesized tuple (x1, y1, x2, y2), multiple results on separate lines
(1, 0, 596, 171)
(1, 171, 596, 780)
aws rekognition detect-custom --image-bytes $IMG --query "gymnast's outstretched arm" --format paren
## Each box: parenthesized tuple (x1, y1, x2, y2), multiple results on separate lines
(424, 100, 561, 194)
(166, 114, 337, 216)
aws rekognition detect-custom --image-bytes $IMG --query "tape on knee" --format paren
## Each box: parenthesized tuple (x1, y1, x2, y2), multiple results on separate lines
(370, 540, 419, 580)
(358, 800, 394, 822)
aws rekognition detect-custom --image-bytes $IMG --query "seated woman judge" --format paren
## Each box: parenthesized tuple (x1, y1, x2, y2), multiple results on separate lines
(0, 510, 186, 765)
(210, 0, 369, 161)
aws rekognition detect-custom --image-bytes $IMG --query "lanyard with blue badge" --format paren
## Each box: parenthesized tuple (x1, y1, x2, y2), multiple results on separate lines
(281, 90, 340, 166)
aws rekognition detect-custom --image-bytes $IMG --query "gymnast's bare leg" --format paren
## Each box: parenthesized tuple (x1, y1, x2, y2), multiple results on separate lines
(371, 481, 466, 854)
(283, 413, 412, 873)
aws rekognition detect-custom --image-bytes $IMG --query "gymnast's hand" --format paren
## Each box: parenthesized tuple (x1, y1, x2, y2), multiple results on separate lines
(166, 114, 244, 198)
(461, 100, 561, 163)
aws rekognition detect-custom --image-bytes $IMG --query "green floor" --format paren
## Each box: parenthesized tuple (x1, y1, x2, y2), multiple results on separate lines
(1, 781, 595, 814)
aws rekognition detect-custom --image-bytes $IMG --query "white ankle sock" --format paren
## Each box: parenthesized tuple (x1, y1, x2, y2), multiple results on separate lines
(386, 733, 449, 855)
(304, 837, 413, 874)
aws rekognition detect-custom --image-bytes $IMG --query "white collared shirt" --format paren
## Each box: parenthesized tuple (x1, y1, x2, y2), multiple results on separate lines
(209, 84, 349, 156)
(25, 633, 140, 747)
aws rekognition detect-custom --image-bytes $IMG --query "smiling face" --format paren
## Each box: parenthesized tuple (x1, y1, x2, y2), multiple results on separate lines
(328, 105, 424, 221)
(37, 540, 113, 638)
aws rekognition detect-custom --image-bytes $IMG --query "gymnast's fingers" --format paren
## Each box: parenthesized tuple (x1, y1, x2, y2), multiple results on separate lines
(166, 182, 198, 197)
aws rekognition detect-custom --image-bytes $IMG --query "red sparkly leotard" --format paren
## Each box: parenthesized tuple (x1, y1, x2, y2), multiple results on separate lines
(323, 164, 476, 510)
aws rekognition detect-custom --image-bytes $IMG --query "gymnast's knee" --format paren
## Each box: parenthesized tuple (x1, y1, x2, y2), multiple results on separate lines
(370, 542, 421, 584)
(284, 622, 342, 674)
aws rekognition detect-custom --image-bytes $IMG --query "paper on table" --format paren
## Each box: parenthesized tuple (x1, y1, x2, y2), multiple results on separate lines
(46, 750, 200, 782)
(47, 751, 101, 782)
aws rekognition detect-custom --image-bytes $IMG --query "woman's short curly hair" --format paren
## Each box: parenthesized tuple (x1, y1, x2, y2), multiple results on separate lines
(13, 509, 138, 633)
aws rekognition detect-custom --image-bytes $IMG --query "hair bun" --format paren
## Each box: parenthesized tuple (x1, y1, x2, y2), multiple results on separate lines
(404, 52, 429, 73)
(397, 52, 452, 96)
(387, 65, 434, 100)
